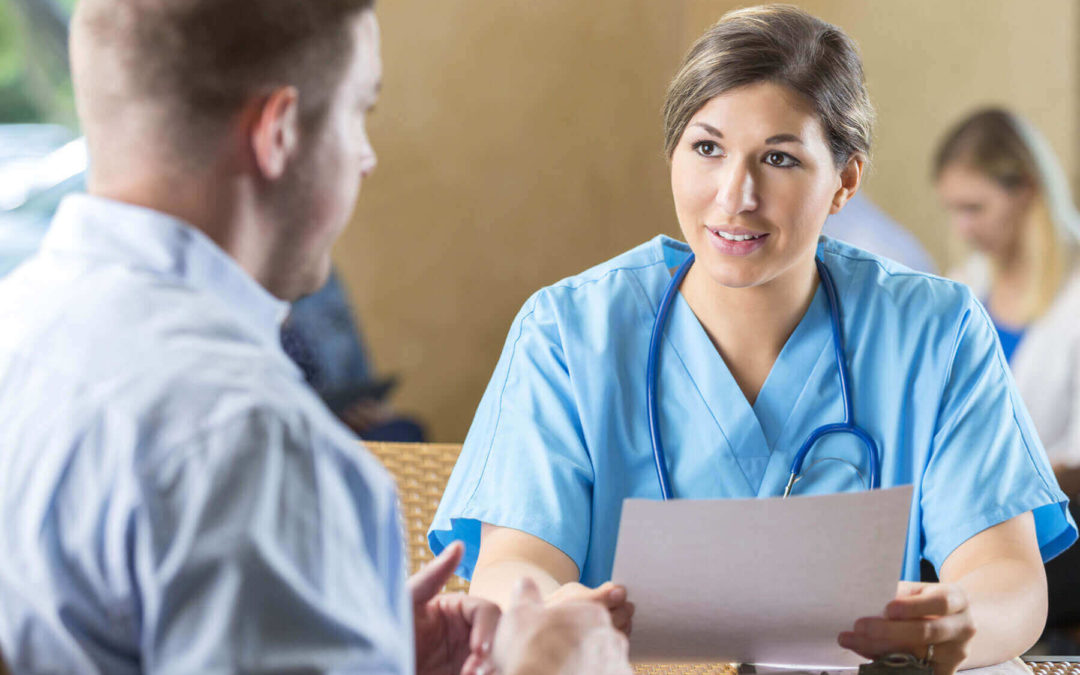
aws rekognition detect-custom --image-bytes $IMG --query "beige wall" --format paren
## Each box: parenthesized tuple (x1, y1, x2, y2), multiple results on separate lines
(336, 1, 686, 441)
(337, 1, 1079, 442)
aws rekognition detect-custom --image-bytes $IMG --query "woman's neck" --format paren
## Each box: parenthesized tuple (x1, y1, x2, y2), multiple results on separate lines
(680, 254, 819, 405)
(988, 224, 1036, 327)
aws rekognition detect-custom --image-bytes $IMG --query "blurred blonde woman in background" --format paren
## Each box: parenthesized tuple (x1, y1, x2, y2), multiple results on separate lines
(936, 108, 1080, 648)
(936, 109, 1080, 491)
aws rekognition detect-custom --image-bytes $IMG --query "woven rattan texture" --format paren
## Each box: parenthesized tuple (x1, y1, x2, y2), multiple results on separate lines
(633, 664, 738, 674)
(1028, 662, 1080, 675)
(364, 442, 470, 593)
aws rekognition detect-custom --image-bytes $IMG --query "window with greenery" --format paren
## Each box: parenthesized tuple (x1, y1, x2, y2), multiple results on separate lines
(0, 0, 77, 126)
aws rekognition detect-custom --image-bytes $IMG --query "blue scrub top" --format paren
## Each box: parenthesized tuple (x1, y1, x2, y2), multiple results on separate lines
(429, 236, 1076, 586)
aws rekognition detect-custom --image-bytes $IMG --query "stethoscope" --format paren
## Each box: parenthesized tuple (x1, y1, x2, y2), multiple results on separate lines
(646, 252, 880, 500)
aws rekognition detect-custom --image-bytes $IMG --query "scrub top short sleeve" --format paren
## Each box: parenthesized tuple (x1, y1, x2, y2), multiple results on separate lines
(428, 288, 593, 580)
(920, 290, 1076, 571)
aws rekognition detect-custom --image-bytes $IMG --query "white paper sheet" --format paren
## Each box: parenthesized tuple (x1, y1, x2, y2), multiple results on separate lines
(746, 657, 1031, 674)
(611, 486, 914, 668)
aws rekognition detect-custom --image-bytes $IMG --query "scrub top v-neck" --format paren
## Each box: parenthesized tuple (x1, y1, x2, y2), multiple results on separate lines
(430, 235, 1076, 587)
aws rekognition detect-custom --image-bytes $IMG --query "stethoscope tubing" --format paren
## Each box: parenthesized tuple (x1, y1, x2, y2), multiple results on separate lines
(647, 251, 880, 499)
(647, 254, 695, 501)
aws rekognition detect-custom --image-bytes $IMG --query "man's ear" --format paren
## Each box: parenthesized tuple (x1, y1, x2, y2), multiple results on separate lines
(250, 86, 300, 181)
(829, 154, 865, 215)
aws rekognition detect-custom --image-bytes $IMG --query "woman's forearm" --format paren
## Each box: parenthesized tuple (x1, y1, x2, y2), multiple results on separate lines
(470, 559, 565, 609)
(956, 556, 1047, 668)
(471, 523, 635, 635)
(471, 524, 583, 609)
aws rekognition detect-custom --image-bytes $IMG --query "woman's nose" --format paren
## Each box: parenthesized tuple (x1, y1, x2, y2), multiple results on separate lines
(714, 162, 759, 216)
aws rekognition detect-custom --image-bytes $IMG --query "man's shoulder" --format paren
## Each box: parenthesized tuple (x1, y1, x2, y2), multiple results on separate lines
(0, 255, 279, 387)
(0, 256, 360, 467)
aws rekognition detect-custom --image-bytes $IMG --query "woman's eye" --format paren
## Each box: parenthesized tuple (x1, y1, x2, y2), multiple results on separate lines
(693, 141, 721, 157)
(765, 151, 799, 168)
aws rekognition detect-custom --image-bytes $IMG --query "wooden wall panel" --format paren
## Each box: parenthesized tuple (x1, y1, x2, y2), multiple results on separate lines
(335, 1, 686, 440)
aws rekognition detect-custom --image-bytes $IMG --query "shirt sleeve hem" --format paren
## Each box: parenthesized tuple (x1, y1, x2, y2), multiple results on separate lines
(923, 493, 1077, 571)
(428, 507, 587, 583)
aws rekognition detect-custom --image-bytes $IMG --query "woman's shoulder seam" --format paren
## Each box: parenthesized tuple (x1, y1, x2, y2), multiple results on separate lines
(545, 259, 665, 294)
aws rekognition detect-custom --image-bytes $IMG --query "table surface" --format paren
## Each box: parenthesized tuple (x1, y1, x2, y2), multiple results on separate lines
(630, 658, 1080, 674)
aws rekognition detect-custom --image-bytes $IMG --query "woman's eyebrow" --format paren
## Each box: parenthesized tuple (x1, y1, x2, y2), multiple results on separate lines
(765, 133, 803, 144)
(692, 122, 723, 138)
(690, 124, 804, 146)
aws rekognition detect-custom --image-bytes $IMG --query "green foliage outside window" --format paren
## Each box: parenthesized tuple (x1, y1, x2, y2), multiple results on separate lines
(0, 0, 76, 126)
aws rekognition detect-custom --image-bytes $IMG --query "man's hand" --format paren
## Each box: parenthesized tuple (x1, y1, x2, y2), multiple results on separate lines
(546, 581, 634, 635)
(838, 581, 976, 675)
(410, 542, 500, 675)
(493, 578, 633, 675)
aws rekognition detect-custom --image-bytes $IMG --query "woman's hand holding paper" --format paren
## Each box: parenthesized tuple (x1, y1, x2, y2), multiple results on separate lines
(838, 581, 976, 675)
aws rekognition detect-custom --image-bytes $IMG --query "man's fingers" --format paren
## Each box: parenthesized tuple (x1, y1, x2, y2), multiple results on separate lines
(610, 601, 635, 635)
(408, 541, 464, 604)
(603, 583, 628, 608)
(554, 599, 613, 631)
(460, 596, 501, 653)
(512, 576, 544, 606)
(461, 652, 495, 675)
(575, 581, 628, 608)
(895, 581, 931, 598)
(887, 584, 968, 620)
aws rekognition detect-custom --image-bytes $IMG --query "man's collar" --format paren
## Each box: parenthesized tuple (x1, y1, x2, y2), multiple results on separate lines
(43, 194, 291, 345)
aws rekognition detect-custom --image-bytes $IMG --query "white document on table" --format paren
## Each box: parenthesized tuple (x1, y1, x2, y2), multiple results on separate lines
(611, 485, 914, 668)
(748, 657, 1031, 674)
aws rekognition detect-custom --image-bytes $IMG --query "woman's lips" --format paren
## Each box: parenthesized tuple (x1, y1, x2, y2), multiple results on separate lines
(706, 227, 769, 256)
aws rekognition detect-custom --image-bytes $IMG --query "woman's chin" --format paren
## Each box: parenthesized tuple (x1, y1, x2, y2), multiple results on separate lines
(700, 260, 770, 289)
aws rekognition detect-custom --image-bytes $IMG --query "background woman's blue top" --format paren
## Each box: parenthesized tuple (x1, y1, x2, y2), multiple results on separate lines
(429, 235, 1076, 586)
(988, 311, 1026, 364)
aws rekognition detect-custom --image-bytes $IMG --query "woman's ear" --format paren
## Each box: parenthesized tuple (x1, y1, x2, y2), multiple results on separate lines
(830, 154, 865, 215)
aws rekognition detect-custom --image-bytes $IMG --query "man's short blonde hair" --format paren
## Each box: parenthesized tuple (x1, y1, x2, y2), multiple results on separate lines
(72, 0, 374, 156)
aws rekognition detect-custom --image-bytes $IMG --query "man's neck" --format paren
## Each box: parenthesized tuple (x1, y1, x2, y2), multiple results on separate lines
(88, 170, 277, 292)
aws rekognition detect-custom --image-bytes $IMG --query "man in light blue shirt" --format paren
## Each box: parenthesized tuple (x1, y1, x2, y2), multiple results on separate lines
(0, 190, 423, 672)
(0, 0, 629, 673)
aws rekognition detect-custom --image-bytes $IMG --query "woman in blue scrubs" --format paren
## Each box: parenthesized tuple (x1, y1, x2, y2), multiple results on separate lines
(430, 6, 1076, 673)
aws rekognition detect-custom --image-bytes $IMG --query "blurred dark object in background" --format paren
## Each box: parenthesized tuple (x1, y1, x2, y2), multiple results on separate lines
(282, 270, 425, 442)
